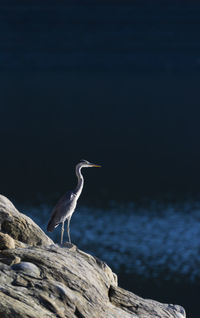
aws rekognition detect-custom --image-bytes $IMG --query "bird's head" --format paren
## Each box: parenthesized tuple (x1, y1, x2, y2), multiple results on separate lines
(78, 159, 101, 168)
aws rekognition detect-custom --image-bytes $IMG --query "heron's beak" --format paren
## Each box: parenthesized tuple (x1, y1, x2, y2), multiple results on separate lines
(91, 164, 101, 167)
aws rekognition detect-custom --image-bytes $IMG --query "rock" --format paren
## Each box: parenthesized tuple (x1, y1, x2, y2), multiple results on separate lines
(0, 232, 15, 249)
(0, 195, 53, 246)
(0, 195, 186, 318)
(109, 285, 186, 318)
(11, 261, 41, 278)
(14, 240, 27, 248)
(0, 253, 21, 266)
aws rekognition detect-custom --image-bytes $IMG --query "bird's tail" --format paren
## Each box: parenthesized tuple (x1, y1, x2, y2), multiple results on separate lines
(47, 218, 56, 232)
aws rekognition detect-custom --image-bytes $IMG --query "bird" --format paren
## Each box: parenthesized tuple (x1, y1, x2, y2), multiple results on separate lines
(47, 159, 101, 245)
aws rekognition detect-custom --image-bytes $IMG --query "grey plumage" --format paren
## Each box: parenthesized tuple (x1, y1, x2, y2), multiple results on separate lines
(47, 160, 101, 244)
(47, 192, 74, 232)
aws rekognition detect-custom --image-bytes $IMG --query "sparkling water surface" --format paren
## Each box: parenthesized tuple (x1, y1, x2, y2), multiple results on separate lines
(22, 201, 200, 283)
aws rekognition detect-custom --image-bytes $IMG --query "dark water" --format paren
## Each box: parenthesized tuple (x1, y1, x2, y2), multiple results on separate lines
(1, 1, 200, 317)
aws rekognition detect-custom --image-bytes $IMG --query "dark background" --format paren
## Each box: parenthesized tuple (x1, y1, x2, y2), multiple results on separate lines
(1, 0, 200, 205)
(0, 1, 200, 317)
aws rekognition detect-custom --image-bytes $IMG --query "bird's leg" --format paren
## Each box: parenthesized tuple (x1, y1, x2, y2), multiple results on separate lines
(67, 216, 72, 244)
(61, 221, 64, 245)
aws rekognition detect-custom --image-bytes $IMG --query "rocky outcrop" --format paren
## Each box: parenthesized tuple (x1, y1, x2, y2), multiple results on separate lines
(0, 195, 53, 247)
(0, 194, 186, 318)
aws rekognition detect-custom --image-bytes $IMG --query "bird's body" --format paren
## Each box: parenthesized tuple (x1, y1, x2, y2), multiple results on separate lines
(47, 192, 77, 232)
(47, 160, 101, 244)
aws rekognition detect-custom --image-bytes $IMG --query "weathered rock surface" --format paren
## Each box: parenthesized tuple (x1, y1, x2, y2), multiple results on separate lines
(0, 194, 186, 318)
(0, 232, 15, 249)
(0, 195, 53, 246)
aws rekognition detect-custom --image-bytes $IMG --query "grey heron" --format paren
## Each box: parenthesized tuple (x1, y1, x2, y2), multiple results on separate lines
(47, 160, 101, 244)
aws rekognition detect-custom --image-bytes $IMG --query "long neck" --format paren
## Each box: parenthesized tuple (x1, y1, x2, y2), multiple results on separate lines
(74, 165, 84, 198)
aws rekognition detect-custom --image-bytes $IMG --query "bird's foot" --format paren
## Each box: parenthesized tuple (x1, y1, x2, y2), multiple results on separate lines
(63, 241, 76, 249)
